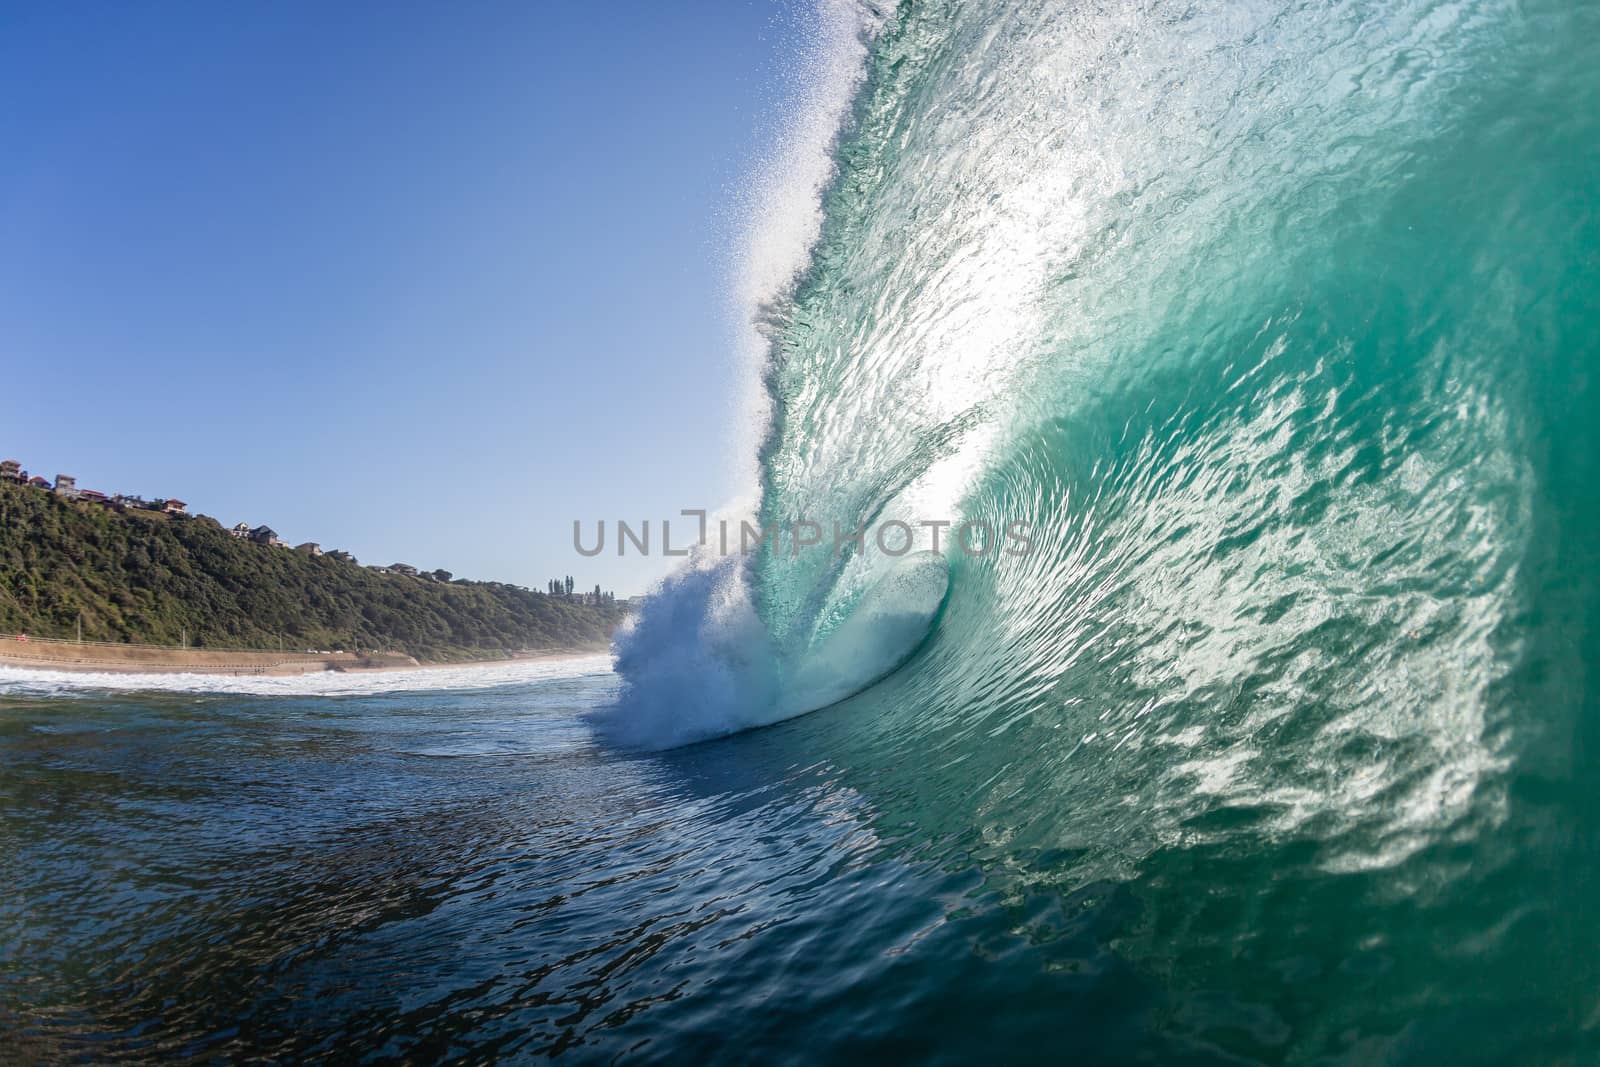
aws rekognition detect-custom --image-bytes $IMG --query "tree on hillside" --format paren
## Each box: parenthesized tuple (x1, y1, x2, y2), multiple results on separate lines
(0, 480, 627, 661)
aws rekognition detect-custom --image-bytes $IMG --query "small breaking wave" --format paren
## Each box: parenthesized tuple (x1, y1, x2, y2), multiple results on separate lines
(0, 654, 613, 699)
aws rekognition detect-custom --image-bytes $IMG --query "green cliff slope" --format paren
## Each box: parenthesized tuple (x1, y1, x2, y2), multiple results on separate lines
(0, 481, 623, 661)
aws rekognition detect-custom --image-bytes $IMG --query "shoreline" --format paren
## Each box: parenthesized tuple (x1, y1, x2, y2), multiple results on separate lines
(0, 642, 612, 678)
(346, 647, 613, 675)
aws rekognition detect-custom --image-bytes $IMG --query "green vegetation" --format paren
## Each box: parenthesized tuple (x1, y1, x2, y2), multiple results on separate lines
(0, 480, 626, 661)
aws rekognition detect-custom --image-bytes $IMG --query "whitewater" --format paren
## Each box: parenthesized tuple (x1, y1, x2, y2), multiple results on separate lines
(0, 654, 613, 698)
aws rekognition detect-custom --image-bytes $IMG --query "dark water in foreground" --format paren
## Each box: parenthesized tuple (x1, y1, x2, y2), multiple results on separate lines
(1, 659, 1596, 1064)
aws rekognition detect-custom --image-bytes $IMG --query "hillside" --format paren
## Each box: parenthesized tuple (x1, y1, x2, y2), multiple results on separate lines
(0, 480, 625, 661)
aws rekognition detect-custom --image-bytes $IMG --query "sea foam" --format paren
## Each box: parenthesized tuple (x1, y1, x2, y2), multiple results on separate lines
(0, 654, 613, 699)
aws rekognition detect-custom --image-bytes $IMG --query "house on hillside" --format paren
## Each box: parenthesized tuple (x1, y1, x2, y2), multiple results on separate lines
(249, 525, 286, 547)
(78, 489, 110, 505)
(0, 460, 20, 481)
(116, 495, 154, 510)
(389, 563, 419, 577)
(54, 475, 78, 499)
(27, 476, 51, 489)
(326, 550, 356, 564)
(230, 522, 251, 539)
(295, 542, 323, 557)
(164, 499, 187, 515)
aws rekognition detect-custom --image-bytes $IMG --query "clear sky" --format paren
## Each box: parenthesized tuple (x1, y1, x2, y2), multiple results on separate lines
(1, 2, 804, 595)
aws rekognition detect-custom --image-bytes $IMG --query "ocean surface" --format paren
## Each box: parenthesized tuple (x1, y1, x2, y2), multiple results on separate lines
(6, 0, 1600, 1061)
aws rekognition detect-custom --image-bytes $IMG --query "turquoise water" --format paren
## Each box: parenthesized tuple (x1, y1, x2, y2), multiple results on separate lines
(7, 0, 1600, 1060)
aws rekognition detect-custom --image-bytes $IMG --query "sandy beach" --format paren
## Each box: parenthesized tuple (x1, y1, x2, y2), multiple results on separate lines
(0, 637, 610, 678)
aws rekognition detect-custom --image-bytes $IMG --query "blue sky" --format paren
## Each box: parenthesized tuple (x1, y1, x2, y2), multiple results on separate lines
(1, 2, 805, 595)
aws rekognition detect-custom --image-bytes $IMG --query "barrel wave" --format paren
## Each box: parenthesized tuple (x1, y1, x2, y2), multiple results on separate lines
(611, 0, 1597, 755)
(599, 0, 1598, 1049)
